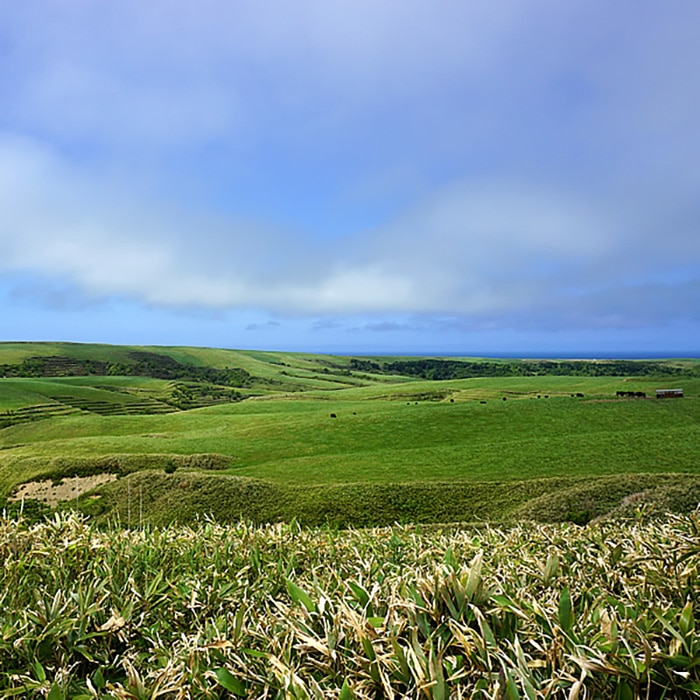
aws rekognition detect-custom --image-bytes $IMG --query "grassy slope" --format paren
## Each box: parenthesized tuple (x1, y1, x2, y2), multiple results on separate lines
(1, 342, 699, 524)
(0, 378, 159, 405)
(78, 470, 700, 527)
(4, 385, 699, 483)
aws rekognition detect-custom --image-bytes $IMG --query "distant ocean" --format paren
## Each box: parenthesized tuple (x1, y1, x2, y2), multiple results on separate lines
(334, 351, 699, 359)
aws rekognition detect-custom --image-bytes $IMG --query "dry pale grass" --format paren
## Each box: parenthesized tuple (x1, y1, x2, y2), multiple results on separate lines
(0, 510, 698, 698)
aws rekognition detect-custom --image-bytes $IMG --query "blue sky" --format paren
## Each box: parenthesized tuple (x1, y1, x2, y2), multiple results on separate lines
(1, 1, 699, 356)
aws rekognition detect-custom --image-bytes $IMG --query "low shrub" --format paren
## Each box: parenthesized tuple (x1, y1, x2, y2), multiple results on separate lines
(0, 512, 698, 697)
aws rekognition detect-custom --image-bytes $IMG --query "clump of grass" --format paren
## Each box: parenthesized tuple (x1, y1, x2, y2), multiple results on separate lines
(514, 473, 700, 524)
(0, 511, 698, 697)
(46, 452, 232, 476)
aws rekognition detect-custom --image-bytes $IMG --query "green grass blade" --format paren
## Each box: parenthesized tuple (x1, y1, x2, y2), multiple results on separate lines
(286, 579, 318, 614)
(213, 668, 247, 696)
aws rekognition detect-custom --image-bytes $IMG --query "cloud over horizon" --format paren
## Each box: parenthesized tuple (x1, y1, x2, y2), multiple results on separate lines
(1, 1, 699, 351)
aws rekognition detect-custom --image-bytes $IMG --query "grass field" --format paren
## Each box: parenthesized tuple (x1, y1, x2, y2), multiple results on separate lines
(1, 343, 699, 525)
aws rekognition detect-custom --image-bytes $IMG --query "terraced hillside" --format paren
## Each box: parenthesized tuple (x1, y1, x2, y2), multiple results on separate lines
(0, 401, 81, 428)
(0, 378, 176, 428)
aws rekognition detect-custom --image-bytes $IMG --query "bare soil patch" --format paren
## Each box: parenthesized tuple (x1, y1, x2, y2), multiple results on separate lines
(9, 474, 117, 505)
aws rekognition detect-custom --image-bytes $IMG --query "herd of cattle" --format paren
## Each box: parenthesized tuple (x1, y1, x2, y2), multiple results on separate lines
(327, 387, 683, 417)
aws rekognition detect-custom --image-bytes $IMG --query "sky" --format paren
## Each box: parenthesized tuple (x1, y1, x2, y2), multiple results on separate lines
(1, 0, 699, 356)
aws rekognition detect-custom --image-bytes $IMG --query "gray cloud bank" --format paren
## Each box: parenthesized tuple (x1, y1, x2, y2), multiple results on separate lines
(1, 1, 699, 335)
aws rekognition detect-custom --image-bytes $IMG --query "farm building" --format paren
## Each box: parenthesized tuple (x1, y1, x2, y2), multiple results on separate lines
(655, 388, 683, 398)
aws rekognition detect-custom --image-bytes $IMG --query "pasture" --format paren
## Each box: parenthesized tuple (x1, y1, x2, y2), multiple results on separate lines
(1, 343, 699, 525)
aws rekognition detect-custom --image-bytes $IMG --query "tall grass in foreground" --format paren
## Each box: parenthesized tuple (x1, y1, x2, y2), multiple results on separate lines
(0, 513, 698, 699)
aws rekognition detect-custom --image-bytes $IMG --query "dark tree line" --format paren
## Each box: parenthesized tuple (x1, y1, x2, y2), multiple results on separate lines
(349, 357, 693, 380)
(0, 352, 252, 387)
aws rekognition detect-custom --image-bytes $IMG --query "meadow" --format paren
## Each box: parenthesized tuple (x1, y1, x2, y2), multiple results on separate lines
(1, 343, 699, 526)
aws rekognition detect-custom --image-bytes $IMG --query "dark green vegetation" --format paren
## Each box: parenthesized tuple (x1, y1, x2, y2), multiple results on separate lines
(1, 342, 699, 526)
(1, 512, 698, 698)
(354, 356, 693, 379)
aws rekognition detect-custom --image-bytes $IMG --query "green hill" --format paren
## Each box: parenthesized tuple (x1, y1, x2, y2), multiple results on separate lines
(1, 342, 699, 525)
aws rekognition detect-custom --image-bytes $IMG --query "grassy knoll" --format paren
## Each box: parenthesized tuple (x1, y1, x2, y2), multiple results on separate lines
(71, 470, 699, 528)
(0, 512, 698, 697)
(1, 343, 699, 525)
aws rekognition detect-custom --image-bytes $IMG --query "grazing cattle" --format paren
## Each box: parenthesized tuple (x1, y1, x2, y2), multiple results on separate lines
(330, 413, 337, 418)
(502, 397, 507, 401)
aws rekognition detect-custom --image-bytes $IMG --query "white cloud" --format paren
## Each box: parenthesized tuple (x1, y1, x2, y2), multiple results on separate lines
(360, 180, 618, 315)
(2, 131, 697, 330)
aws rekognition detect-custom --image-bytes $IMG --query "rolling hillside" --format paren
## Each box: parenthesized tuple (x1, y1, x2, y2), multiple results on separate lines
(1, 342, 699, 525)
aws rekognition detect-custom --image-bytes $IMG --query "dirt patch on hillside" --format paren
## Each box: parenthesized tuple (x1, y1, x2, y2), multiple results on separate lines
(9, 474, 118, 505)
